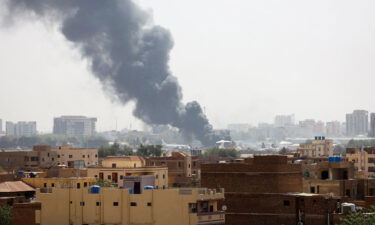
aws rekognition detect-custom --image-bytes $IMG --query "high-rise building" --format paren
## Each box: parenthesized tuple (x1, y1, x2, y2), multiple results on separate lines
(369, 113, 375, 137)
(274, 114, 295, 127)
(53, 116, 97, 136)
(0, 118, 2, 133)
(6, 121, 37, 137)
(326, 121, 341, 137)
(346, 110, 368, 136)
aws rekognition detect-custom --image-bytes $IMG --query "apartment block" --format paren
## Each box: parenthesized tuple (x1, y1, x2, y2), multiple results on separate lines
(326, 121, 341, 137)
(0, 145, 98, 170)
(146, 152, 200, 187)
(6, 121, 37, 136)
(102, 156, 145, 168)
(346, 147, 375, 176)
(346, 110, 368, 136)
(53, 116, 97, 136)
(297, 136, 333, 158)
(34, 187, 225, 225)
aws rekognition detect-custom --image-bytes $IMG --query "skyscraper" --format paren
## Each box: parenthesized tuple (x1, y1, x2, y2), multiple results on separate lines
(346, 110, 368, 136)
(6, 121, 37, 136)
(369, 113, 375, 137)
(53, 116, 97, 136)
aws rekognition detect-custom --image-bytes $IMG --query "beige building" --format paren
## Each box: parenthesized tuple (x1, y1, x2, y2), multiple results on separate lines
(35, 187, 225, 225)
(346, 147, 375, 177)
(102, 156, 145, 168)
(297, 137, 333, 158)
(87, 167, 168, 189)
(53, 145, 98, 167)
(0, 145, 98, 170)
(22, 177, 96, 189)
(146, 152, 200, 187)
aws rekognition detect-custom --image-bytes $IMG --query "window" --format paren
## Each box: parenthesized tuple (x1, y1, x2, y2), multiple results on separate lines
(84, 182, 88, 187)
(112, 163, 116, 168)
(51, 183, 55, 187)
(189, 203, 197, 213)
(193, 161, 197, 167)
(95, 154, 98, 158)
(120, 175, 123, 180)
(69, 155, 72, 158)
(147, 202, 152, 206)
(156, 175, 158, 179)
(94, 175, 98, 178)
(346, 189, 351, 197)
(52, 158, 54, 161)
(108, 175, 111, 179)
(87, 155, 90, 158)
(77, 183, 81, 189)
(178, 162, 182, 167)
(310, 187, 315, 193)
(369, 167, 375, 172)
(163, 174, 165, 179)
(70, 201, 72, 204)
(57, 155, 60, 158)
(163, 185, 166, 189)
(43, 183, 47, 188)
(130, 202, 137, 206)
(188, 164, 191, 168)
(369, 158, 375, 163)
(80, 202, 85, 206)
(113, 202, 119, 206)
(96, 202, 101, 206)
(82, 155, 85, 158)
(283, 200, 290, 206)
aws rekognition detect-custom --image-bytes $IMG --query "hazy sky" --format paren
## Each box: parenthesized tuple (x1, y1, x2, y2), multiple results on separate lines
(1, 0, 375, 132)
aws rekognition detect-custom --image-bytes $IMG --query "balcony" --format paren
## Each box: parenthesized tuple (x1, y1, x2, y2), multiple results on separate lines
(197, 211, 225, 225)
(197, 188, 225, 201)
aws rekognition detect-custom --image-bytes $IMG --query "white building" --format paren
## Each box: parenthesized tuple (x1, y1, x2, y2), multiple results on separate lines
(274, 114, 295, 127)
(6, 121, 37, 137)
(53, 116, 97, 136)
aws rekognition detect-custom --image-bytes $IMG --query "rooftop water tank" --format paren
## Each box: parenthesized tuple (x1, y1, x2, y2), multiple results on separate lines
(144, 186, 154, 190)
(90, 185, 101, 194)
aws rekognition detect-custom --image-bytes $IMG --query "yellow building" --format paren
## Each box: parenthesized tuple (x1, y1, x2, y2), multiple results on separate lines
(53, 145, 98, 167)
(35, 187, 225, 225)
(22, 177, 96, 189)
(87, 167, 168, 189)
(346, 147, 375, 177)
(297, 137, 333, 158)
(101, 156, 145, 168)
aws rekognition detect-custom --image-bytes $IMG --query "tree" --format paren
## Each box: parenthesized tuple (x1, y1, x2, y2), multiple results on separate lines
(136, 145, 163, 157)
(203, 148, 240, 158)
(0, 206, 11, 225)
(339, 211, 375, 225)
(95, 179, 112, 187)
(278, 147, 288, 155)
(98, 143, 134, 158)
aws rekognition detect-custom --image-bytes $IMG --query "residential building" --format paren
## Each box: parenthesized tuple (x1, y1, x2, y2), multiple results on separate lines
(146, 152, 200, 187)
(346, 110, 368, 136)
(87, 166, 168, 189)
(53, 115, 97, 136)
(34, 187, 225, 225)
(12, 202, 41, 225)
(227, 123, 251, 132)
(201, 155, 341, 225)
(22, 177, 96, 189)
(369, 113, 375, 137)
(346, 147, 375, 177)
(0, 181, 35, 199)
(297, 136, 333, 158)
(274, 114, 295, 127)
(6, 121, 37, 136)
(0, 145, 98, 170)
(53, 145, 98, 167)
(326, 121, 342, 137)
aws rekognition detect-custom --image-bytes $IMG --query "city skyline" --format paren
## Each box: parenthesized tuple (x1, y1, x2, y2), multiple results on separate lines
(2, 0, 375, 132)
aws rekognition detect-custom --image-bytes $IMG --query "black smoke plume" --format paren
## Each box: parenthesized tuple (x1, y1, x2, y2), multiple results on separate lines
(3, 0, 223, 146)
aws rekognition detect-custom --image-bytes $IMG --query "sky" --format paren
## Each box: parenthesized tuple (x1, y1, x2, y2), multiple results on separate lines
(1, 0, 375, 132)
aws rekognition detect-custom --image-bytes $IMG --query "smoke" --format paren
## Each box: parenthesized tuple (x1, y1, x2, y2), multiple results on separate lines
(3, 0, 223, 146)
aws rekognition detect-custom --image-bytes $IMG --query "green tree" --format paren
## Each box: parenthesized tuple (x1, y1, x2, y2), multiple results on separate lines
(95, 179, 112, 187)
(0, 206, 11, 225)
(278, 147, 288, 155)
(203, 148, 240, 158)
(136, 145, 163, 157)
(98, 143, 134, 158)
(339, 211, 375, 225)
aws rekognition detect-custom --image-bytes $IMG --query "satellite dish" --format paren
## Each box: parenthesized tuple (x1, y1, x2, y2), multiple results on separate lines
(222, 205, 227, 211)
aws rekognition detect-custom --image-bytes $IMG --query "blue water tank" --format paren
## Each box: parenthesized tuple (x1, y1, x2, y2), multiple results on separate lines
(90, 185, 101, 194)
(144, 186, 154, 190)
(17, 170, 24, 175)
(129, 188, 134, 194)
(328, 157, 335, 162)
